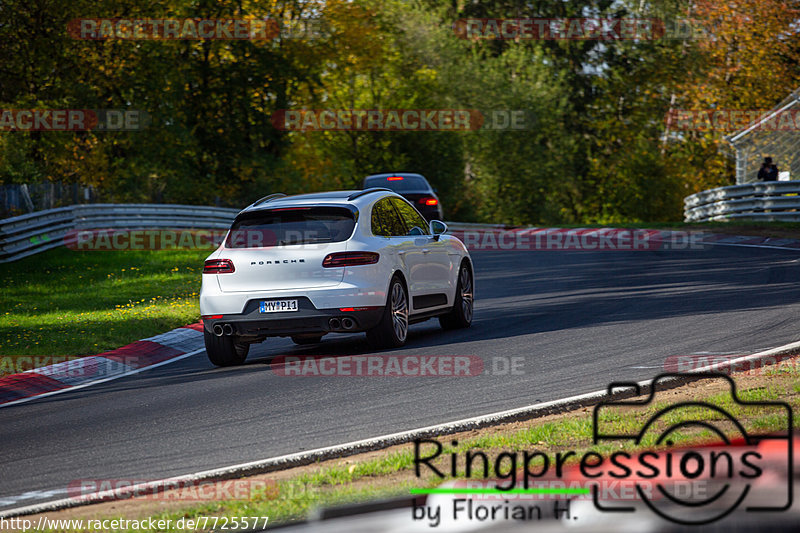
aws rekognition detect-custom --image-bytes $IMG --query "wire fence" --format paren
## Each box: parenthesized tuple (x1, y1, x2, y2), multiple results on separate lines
(727, 88, 800, 184)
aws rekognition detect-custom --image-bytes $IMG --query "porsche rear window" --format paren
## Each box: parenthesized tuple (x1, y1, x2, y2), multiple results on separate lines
(226, 207, 356, 248)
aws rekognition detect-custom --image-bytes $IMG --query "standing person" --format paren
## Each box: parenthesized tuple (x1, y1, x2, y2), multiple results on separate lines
(757, 157, 779, 181)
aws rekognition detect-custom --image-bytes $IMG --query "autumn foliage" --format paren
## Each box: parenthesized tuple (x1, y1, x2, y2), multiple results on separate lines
(1, 0, 799, 222)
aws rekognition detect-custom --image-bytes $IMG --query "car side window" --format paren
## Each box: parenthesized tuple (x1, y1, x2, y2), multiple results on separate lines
(391, 198, 430, 236)
(371, 198, 407, 237)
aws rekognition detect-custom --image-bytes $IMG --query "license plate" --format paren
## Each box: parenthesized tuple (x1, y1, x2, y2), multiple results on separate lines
(260, 300, 298, 313)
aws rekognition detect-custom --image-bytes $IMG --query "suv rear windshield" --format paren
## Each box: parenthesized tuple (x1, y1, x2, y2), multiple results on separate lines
(226, 206, 356, 248)
(364, 175, 430, 192)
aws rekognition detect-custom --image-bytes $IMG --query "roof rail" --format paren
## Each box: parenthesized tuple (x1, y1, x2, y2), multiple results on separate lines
(347, 188, 393, 201)
(252, 193, 286, 206)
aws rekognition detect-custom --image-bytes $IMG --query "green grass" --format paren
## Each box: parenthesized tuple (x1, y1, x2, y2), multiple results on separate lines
(0, 247, 208, 360)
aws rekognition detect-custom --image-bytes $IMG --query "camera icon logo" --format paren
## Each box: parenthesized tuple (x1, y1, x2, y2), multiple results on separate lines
(593, 373, 793, 525)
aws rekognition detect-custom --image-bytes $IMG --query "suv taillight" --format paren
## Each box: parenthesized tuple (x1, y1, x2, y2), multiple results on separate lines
(420, 197, 438, 206)
(322, 252, 379, 267)
(203, 259, 235, 274)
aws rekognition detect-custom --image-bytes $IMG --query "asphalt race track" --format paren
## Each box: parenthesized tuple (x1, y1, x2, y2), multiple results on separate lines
(2, 245, 799, 511)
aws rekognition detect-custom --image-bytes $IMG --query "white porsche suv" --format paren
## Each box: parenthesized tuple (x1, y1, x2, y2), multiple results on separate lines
(199, 188, 474, 366)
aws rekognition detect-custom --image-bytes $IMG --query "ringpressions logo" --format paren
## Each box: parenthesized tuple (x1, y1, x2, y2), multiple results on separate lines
(410, 373, 793, 526)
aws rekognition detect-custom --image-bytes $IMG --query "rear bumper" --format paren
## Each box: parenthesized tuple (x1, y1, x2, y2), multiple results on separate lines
(203, 297, 383, 337)
(200, 278, 388, 315)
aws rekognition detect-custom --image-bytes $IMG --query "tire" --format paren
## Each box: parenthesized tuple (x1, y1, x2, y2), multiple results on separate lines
(366, 276, 409, 348)
(292, 335, 323, 345)
(204, 329, 250, 367)
(439, 262, 473, 330)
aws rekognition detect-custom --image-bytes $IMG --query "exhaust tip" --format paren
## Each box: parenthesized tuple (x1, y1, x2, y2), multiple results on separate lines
(341, 317, 356, 330)
(329, 318, 341, 330)
(212, 324, 224, 337)
(222, 323, 234, 336)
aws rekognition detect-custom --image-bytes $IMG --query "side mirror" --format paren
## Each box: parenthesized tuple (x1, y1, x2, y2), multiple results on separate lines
(429, 220, 447, 240)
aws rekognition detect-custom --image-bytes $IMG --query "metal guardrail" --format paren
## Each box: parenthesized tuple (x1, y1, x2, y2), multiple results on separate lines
(0, 204, 239, 263)
(0, 203, 497, 264)
(684, 181, 800, 222)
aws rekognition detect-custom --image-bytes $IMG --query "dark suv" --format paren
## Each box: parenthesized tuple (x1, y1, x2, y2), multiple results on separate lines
(362, 173, 443, 221)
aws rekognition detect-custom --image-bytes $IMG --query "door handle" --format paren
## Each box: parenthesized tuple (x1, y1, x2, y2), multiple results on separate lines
(422, 249, 431, 253)
(398, 251, 406, 255)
